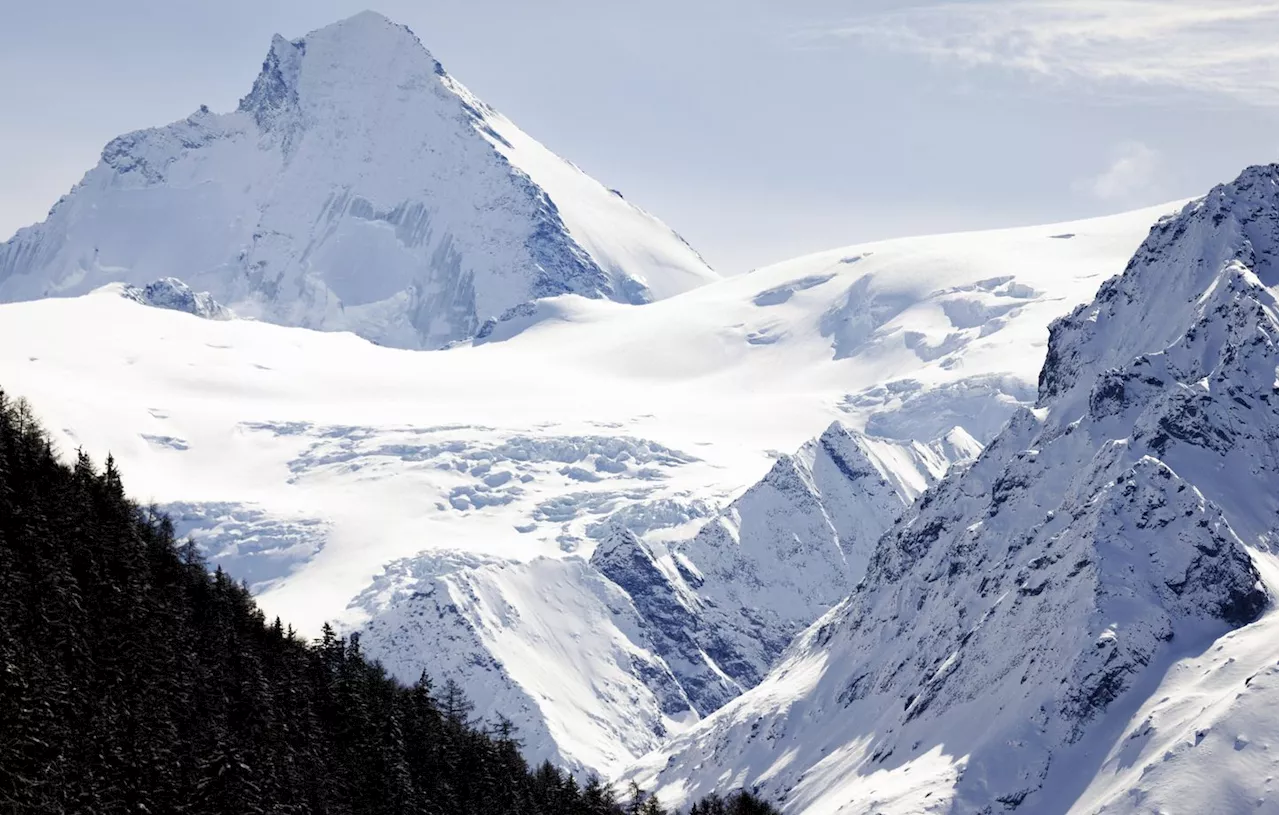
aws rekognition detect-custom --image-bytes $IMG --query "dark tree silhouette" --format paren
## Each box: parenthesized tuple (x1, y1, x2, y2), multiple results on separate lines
(0, 388, 779, 815)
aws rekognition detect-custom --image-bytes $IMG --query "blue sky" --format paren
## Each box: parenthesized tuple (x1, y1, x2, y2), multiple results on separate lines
(2, 0, 1276, 273)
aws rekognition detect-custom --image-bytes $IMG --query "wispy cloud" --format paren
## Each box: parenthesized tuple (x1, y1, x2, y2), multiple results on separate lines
(1073, 141, 1161, 200)
(808, 0, 1278, 106)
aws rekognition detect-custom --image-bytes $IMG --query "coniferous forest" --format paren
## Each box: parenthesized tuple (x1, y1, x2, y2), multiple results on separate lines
(0, 390, 777, 815)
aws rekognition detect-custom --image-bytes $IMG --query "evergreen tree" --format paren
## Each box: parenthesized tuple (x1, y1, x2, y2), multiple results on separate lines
(0, 388, 782, 815)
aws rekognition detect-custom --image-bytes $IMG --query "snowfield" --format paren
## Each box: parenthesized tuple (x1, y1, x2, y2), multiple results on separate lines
(0, 199, 1176, 776)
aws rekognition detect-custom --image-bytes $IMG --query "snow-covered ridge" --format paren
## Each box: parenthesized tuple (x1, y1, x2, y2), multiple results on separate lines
(119, 278, 233, 320)
(626, 165, 1278, 813)
(617, 422, 982, 706)
(589, 422, 980, 715)
(1040, 162, 1278, 415)
(0, 11, 717, 348)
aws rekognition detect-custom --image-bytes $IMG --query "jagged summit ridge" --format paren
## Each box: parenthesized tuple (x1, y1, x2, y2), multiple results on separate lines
(0, 12, 717, 348)
(584, 421, 980, 718)
(238, 13, 447, 136)
(1040, 161, 1278, 409)
(119, 278, 233, 320)
(238, 34, 305, 131)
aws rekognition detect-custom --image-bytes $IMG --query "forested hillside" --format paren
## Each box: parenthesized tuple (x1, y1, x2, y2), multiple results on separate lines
(0, 389, 772, 815)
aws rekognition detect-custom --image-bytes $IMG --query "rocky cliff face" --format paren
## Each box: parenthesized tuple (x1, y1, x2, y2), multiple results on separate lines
(592, 422, 980, 716)
(120, 278, 233, 320)
(624, 165, 1277, 814)
(0, 12, 717, 348)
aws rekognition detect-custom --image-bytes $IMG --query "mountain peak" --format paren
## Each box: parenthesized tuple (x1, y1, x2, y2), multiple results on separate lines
(0, 12, 718, 348)
(299, 9, 438, 66)
(239, 10, 446, 130)
(237, 34, 304, 127)
(327, 9, 405, 31)
(1039, 162, 1278, 410)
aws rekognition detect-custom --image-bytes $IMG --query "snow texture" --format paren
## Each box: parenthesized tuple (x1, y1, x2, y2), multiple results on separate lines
(120, 278, 233, 320)
(624, 165, 1279, 814)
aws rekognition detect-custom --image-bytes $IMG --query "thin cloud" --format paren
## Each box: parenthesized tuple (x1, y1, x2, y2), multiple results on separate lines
(809, 0, 1278, 106)
(1074, 141, 1161, 200)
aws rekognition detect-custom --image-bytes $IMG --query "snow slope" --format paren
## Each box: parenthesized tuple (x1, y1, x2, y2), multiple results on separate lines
(624, 165, 1279, 813)
(0, 12, 717, 349)
(0, 198, 1175, 776)
(588, 423, 982, 717)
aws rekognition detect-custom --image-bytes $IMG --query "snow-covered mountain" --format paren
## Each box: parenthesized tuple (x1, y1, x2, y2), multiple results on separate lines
(587, 423, 981, 717)
(0, 187, 1177, 776)
(346, 421, 977, 775)
(0, 11, 717, 349)
(625, 165, 1279, 813)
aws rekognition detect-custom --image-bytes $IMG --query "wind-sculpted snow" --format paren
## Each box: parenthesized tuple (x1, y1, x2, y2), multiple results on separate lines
(849, 374, 1037, 443)
(163, 501, 329, 592)
(235, 422, 699, 541)
(140, 433, 189, 451)
(819, 263, 1041, 367)
(625, 166, 1278, 813)
(583, 498, 714, 540)
(245, 421, 695, 475)
(119, 278, 233, 320)
(0, 191, 1183, 779)
(753, 274, 838, 307)
(0, 11, 717, 349)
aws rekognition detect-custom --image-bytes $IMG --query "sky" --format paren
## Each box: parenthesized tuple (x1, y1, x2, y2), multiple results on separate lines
(1, 0, 1276, 274)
